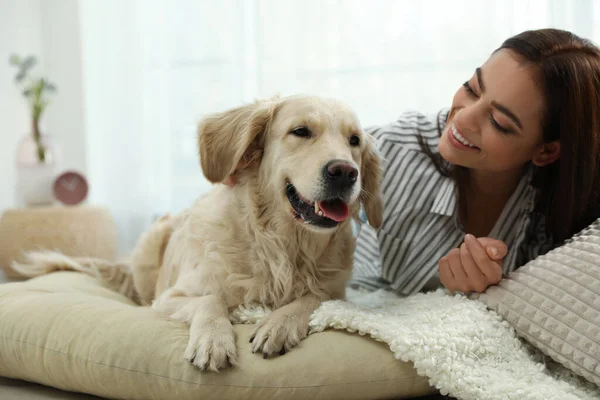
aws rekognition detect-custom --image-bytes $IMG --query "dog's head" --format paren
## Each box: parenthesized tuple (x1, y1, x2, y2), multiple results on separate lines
(197, 94, 382, 232)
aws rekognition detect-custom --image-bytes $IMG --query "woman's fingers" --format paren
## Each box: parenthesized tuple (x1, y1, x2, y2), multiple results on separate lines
(459, 242, 488, 292)
(464, 234, 503, 284)
(438, 256, 455, 292)
(447, 248, 469, 293)
(440, 236, 507, 294)
(476, 237, 508, 261)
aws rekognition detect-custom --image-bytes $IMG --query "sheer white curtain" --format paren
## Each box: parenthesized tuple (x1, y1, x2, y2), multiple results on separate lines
(78, 0, 598, 255)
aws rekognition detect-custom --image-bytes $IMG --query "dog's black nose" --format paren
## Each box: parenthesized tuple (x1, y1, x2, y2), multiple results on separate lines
(323, 160, 358, 187)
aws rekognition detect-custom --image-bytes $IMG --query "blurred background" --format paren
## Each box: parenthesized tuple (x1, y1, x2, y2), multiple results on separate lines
(1, 0, 598, 256)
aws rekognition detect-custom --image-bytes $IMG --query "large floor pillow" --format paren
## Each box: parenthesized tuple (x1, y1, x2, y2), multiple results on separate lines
(479, 219, 600, 388)
(0, 272, 436, 400)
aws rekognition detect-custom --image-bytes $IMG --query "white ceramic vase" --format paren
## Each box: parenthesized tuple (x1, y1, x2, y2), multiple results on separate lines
(15, 133, 61, 207)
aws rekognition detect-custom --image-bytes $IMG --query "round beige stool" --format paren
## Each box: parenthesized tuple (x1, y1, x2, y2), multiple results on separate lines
(0, 206, 118, 278)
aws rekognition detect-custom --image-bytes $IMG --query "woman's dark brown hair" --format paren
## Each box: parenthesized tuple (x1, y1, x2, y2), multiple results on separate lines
(421, 28, 600, 245)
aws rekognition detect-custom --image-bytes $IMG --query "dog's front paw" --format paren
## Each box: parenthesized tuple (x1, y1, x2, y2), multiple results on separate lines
(250, 313, 309, 358)
(185, 317, 237, 372)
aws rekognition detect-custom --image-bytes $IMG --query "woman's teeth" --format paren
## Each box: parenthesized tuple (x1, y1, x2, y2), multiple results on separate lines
(451, 124, 477, 148)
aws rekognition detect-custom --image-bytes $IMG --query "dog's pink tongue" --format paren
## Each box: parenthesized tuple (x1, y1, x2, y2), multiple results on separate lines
(317, 199, 349, 222)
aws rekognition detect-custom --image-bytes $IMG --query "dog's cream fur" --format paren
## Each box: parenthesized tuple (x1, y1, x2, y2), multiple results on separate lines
(12, 94, 383, 372)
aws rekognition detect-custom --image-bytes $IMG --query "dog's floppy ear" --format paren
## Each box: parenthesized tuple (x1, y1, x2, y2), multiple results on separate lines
(198, 99, 277, 183)
(359, 135, 383, 229)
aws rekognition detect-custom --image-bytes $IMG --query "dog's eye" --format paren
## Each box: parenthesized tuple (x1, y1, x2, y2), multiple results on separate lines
(349, 135, 360, 146)
(290, 127, 311, 138)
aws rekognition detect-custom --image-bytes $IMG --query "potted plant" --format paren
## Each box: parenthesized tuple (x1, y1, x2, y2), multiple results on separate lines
(9, 54, 60, 206)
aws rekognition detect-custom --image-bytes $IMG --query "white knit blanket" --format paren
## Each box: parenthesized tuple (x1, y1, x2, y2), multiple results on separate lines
(231, 288, 600, 400)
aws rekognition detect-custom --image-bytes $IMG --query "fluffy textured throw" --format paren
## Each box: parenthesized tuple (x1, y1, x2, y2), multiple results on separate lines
(231, 288, 600, 400)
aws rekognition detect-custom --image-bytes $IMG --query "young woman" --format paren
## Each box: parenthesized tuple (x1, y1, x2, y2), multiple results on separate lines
(352, 28, 600, 295)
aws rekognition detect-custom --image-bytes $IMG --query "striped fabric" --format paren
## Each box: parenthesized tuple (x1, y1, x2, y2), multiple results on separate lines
(351, 109, 555, 295)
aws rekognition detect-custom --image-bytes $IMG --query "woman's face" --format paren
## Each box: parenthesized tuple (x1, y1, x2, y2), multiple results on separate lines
(438, 49, 555, 173)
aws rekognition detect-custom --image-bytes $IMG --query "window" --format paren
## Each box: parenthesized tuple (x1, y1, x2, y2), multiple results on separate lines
(78, 0, 597, 253)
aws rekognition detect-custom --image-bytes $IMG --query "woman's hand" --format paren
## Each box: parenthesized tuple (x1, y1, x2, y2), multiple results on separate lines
(438, 234, 507, 294)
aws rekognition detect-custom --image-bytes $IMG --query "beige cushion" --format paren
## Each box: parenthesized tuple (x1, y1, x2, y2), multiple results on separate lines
(479, 219, 600, 388)
(0, 272, 435, 400)
(0, 206, 117, 278)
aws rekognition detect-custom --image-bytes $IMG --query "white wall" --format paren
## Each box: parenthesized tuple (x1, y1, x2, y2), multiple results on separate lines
(0, 0, 86, 213)
(39, 0, 87, 181)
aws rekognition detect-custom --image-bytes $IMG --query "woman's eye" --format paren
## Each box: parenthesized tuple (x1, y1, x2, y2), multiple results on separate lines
(489, 114, 511, 134)
(290, 127, 311, 138)
(462, 81, 478, 98)
(349, 135, 360, 146)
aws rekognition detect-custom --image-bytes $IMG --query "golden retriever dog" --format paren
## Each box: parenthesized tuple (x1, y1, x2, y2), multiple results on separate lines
(12, 94, 383, 372)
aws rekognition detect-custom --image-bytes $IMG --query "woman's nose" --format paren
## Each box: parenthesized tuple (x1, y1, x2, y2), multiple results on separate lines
(453, 105, 481, 134)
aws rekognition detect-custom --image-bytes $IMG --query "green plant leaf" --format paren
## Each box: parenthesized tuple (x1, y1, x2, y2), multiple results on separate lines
(32, 79, 44, 97)
(11, 54, 56, 106)
(22, 55, 36, 70)
(44, 82, 57, 92)
(9, 54, 21, 66)
(15, 71, 26, 82)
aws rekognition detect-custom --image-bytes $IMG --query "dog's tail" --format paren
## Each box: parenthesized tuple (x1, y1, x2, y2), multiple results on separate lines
(11, 251, 140, 303)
